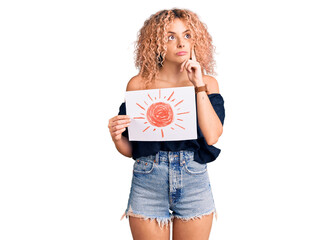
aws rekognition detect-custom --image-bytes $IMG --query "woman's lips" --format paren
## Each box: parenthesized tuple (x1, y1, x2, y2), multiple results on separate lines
(176, 51, 188, 56)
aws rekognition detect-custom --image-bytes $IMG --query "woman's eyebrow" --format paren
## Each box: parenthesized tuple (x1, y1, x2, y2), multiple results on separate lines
(167, 29, 190, 34)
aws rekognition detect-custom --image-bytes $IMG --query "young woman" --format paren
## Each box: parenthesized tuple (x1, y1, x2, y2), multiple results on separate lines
(108, 9, 225, 240)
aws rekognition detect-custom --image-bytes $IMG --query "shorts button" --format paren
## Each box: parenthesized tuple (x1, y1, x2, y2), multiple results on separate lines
(137, 159, 139, 162)
(154, 160, 156, 163)
(145, 162, 148, 165)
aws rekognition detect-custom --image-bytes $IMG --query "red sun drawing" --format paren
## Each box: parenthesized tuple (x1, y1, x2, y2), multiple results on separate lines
(133, 89, 190, 138)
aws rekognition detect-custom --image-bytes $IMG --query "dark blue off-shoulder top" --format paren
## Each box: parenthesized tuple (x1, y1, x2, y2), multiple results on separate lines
(117, 93, 225, 164)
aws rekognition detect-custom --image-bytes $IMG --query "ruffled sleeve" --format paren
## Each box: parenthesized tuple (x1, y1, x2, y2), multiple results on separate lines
(117, 102, 129, 138)
(208, 93, 225, 125)
(193, 93, 225, 163)
(196, 93, 225, 138)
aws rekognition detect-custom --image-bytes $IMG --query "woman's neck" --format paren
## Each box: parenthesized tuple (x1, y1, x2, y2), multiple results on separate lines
(157, 61, 189, 83)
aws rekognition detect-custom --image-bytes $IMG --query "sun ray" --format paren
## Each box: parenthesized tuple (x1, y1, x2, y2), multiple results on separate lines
(134, 117, 145, 119)
(136, 103, 145, 110)
(161, 129, 164, 138)
(167, 91, 174, 101)
(175, 124, 185, 130)
(177, 118, 184, 121)
(143, 126, 150, 132)
(177, 112, 190, 115)
(174, 99, 184, 107)
(148, 94, 153, 101)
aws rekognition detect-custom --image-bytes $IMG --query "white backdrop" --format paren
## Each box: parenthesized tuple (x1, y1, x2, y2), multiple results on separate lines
(1, 0, 332, 239)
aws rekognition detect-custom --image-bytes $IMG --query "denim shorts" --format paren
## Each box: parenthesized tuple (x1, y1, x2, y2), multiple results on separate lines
(120, 150, 217, 229)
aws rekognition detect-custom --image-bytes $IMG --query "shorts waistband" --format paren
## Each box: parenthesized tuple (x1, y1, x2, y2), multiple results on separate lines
(135, 150, 194, 165)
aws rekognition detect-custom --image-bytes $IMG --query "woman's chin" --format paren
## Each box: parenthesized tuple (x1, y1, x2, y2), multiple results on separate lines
(163, 57, 189, 65)
(174, 57, 188, 63)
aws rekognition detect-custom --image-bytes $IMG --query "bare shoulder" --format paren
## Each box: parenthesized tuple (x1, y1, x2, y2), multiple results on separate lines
(126, 75, 145, 91)
(203, 75, 220, 94)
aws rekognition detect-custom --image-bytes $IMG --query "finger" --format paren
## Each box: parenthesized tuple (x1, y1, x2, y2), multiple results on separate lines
(116, 128, 127, 135)
(117, 115, 131, 119)
(109, 117, 131, 129)
(112, 123, 130, 131)
(185, 61, 198, 73)
(180, 59, 188, 72)
(112, 127, 126, 137)
(109, 120, 130, 129)
(191, 46, 197, 61)
(110, 115, 130, 123)
(115, 119, 131, 125)
(109, 119, 126, 127)
(185, 61, 192, 73)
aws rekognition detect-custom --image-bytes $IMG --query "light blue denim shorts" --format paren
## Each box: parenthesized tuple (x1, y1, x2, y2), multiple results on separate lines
(120, 150, 217, 229)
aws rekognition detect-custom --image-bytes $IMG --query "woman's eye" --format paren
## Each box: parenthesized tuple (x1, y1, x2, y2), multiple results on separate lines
(168, 35, 175, 40)
(185, 34, 191, 39)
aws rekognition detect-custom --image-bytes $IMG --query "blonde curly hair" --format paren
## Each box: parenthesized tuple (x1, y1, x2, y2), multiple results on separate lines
(134, 8, 216, 88)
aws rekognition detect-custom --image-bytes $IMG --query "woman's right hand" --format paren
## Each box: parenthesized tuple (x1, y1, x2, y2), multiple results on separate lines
(108, 115, 131, 141)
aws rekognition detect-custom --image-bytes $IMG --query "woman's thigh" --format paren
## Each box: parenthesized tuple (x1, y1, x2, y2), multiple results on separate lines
(129, 216, 170, 240)
(172, 212, 214, 240)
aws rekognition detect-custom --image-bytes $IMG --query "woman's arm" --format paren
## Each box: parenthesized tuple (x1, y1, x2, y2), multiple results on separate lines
(181, 49, 223, 145)
(109, 75, 141, 157)
(109, 113, 133, 158)
(113, 135, 132, 158)
(196, 75, 223, 145)
(110, 75, 143, 157)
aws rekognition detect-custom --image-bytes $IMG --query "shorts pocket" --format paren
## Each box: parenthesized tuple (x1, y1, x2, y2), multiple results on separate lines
(133, 159, 154, 174)
(184, 160, 207, 175)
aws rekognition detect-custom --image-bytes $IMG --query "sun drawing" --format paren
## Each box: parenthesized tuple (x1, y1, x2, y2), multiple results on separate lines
(133, 89, 190, 138)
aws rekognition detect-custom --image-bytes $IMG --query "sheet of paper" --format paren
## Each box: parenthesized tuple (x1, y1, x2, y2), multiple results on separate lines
(125, 86, 197, 141)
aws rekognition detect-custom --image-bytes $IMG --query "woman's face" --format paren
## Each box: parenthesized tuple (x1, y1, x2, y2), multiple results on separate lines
(163, 18, 193, 64)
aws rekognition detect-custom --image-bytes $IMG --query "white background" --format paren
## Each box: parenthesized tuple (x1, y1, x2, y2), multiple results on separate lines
(0, 0, 332, 239)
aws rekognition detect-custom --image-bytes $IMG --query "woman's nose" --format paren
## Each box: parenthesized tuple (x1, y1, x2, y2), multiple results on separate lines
(177, 41, 185, 48)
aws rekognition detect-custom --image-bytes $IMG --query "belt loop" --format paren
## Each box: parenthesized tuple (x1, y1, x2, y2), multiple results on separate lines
(180, 150, 184, 166)
(154, 152, 159, 164)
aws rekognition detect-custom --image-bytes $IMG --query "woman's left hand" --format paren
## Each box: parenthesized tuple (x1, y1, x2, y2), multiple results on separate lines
(180, 47, 205, 87)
